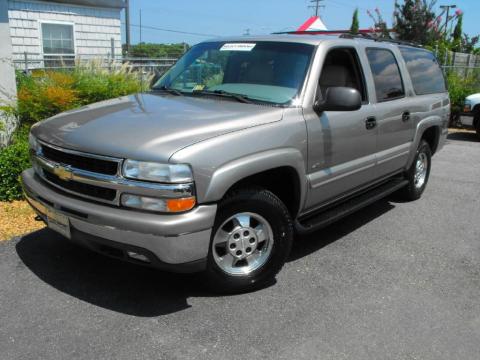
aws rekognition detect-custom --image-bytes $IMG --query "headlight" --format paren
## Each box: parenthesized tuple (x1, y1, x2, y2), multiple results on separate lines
(28, 133, 41, 153)
(121, 194, 196, 213)
(122, 160, 193, 183)
(464, 100, 472, 113)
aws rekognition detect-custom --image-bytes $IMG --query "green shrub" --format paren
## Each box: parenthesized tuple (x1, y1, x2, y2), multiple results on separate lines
(15, 62, 149, 124)
(0, 127, 30, 201)
(446, 70, 480, 116)
(1, 62, 150, 201)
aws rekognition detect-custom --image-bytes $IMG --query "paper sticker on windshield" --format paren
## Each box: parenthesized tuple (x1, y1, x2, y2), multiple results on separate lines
(193, 84, 205, 92)
(220, 43, 256, 52)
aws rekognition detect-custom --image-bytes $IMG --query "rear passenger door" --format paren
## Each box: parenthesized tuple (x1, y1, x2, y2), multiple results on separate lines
(365, 48, 414, 177)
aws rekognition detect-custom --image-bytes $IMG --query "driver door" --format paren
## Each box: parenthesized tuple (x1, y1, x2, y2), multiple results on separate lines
(303, 47, 378, 211)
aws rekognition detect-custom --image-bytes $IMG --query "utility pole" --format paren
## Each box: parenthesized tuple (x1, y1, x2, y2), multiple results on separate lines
(125, 0, 131, 54)
(308, 0, 325, 17)
(440, 4, 457, 35)
(139, 8, 142, 43)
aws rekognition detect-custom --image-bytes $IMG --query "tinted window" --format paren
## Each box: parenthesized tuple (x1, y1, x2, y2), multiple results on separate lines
(399, 47, 447, 95)
(366, 49, 404, 101)
(319, 48, 367, 102)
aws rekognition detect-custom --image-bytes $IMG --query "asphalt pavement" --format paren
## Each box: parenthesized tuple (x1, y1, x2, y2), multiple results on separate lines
(1, 132, 480, 360)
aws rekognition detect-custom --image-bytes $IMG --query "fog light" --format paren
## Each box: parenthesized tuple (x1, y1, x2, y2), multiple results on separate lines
(121, 194, 196, 213)
(126, 251, 150, 263)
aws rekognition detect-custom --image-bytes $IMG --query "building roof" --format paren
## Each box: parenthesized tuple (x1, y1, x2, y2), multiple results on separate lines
(43, 0, 126, 8)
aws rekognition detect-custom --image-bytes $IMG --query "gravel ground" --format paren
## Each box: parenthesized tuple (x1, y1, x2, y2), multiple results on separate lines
(1, 132, 479, 360)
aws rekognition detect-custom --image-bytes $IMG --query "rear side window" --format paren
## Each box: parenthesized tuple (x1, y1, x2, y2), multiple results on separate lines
(366, 48, 405, 102)
(399, 47, 447, 95)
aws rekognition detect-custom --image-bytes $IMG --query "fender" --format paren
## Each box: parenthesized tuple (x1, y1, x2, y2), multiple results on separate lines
(405, 115, 443, 169)
(203, 148, 307, 209)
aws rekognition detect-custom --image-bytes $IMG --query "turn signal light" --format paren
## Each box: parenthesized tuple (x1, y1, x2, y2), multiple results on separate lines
(166, 197, 196, 212)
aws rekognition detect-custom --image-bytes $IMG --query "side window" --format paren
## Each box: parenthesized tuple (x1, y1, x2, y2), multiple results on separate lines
(399, 46, 447, 95)
(319, 48, 367, 102)
(366, 48, 404, 102)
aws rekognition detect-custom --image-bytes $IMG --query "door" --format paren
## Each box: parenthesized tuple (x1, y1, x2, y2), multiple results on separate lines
(304, 47, 378, 211)
(365, 48, 414, 177)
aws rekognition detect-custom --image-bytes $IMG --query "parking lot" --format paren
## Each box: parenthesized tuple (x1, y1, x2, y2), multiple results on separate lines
(1, 132, 479, 360)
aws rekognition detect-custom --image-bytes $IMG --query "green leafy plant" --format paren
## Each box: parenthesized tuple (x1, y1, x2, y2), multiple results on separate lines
(446, 70, 480, 115)
(1, 61, 150, 201)
(0, 126, 30, 201)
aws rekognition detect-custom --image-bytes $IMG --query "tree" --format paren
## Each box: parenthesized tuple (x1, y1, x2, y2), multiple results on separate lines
(350, 8, 359, 34)
(394, 0, 439, 45)
(367, 7, 391, 39)
(451, 13, 462, 52)
(123, 43, 188, 58)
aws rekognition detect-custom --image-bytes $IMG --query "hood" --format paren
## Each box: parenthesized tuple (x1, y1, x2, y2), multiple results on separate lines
(466, 93, 480, 104)
(32, 93, 284, 162)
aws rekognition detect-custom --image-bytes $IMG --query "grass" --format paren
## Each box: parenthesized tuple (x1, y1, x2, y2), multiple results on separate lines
(0, 200, 44, 241)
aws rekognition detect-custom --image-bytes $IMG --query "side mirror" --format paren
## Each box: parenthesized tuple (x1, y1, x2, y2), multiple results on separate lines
(314, 87, 362, 112)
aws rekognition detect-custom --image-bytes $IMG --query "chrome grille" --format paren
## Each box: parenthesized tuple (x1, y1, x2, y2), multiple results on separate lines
(41, 143, 119, 175)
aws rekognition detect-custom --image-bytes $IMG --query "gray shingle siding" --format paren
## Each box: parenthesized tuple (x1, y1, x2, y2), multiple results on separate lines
(8, 0, 122, 62)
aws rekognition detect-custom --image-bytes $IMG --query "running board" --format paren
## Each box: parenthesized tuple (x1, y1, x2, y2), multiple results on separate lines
(295, 178, 408, 234)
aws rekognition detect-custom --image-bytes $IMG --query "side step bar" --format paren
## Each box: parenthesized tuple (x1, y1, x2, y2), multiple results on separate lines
(295, 178, 408, 234)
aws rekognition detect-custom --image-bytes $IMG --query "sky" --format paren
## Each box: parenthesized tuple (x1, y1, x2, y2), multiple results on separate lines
(123, 0, 480, 45)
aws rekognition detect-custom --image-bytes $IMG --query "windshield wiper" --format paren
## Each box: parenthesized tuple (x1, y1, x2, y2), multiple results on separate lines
(193, 89, 252, 104)
(154, 85, 183, 96)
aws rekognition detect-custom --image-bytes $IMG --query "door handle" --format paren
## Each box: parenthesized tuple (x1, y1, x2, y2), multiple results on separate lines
(402, 111, 410, 122)
(365, 116, 377, 130)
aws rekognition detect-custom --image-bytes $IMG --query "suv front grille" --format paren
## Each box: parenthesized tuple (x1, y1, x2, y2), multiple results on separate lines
(44, 172, 117, 201)
(41, 144, 119, 175)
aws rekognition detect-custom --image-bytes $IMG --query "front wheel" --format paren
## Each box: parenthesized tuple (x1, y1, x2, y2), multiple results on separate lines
(400, 140, 432, 201)
(205, 188, 293, 293)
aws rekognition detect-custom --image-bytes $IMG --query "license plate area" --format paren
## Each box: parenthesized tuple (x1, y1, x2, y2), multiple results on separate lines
(46, 208, 71, 239)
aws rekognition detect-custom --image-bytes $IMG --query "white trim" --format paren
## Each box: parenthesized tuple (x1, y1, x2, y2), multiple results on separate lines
(38, 19, 76, 58)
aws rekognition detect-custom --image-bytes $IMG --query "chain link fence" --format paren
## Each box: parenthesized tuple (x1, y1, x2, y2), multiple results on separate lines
(12, 52, 180, 76)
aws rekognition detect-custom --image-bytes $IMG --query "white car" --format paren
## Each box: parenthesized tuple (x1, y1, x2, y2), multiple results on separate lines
(460, 93, 480, 139)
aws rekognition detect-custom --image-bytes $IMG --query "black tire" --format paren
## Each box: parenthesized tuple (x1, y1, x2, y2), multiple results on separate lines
(205, 188, 293, 293)
(400, 140, 432, 201)
(475, 116, 480, 140)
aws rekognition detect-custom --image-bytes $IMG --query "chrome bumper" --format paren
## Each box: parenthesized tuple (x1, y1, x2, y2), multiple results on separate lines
(21, 169, 216, 271)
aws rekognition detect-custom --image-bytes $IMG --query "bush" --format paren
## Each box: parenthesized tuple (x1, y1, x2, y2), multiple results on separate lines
(0, 61, 149, 201)
(0, 127, 30, 201)
(446, 70, 480, 116)
(15, 62, 149, 124)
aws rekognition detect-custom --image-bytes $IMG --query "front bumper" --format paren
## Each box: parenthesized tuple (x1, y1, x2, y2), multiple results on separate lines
(21, 169, 217, 273)
(459, 113, 474, 127)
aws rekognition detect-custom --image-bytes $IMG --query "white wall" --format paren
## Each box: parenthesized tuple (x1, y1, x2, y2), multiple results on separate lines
(8, 0, 122, 64)
(0, 0, 17, 147)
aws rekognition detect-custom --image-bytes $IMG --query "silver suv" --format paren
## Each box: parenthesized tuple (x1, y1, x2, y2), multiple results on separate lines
(22, 35, 449, 292)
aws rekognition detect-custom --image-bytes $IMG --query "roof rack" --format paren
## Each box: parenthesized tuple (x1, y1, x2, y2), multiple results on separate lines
(339, 33, 423, 48)
(273, 30, 423, 48)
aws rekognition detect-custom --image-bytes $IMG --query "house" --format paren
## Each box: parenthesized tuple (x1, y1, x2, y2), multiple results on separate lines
(0, 0, 125, 146)
(7, 0, 126, 68)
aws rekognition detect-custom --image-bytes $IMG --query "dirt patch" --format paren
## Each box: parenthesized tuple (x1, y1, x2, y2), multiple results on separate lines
(0, 201, 44, 241)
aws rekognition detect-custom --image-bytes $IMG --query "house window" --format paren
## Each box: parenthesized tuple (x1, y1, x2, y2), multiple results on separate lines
(41, 23, 75, 68)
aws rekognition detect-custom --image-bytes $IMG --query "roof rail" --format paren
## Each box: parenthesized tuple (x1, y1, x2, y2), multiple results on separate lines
(273, 30, 424, 48)
(339, 33, 423, 48)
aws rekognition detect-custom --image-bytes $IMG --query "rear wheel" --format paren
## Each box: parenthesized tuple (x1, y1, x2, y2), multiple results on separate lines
(400, 140, 432, 201)
(475, 115, 480, 140)
(205, 188, 293, 293)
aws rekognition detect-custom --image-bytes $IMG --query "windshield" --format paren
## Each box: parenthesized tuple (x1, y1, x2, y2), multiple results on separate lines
(154, 41, 314, 105)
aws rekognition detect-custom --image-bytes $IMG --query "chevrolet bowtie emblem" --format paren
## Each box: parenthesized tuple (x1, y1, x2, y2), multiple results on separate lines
(53, 165, 74, 181)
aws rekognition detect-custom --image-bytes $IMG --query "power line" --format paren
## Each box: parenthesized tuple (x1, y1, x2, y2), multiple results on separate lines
(308, 0, 325, 16)
(123, 22, 219, 37)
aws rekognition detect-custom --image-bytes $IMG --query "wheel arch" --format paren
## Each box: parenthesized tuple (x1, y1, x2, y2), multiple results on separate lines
(202, 148, 307, 218)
